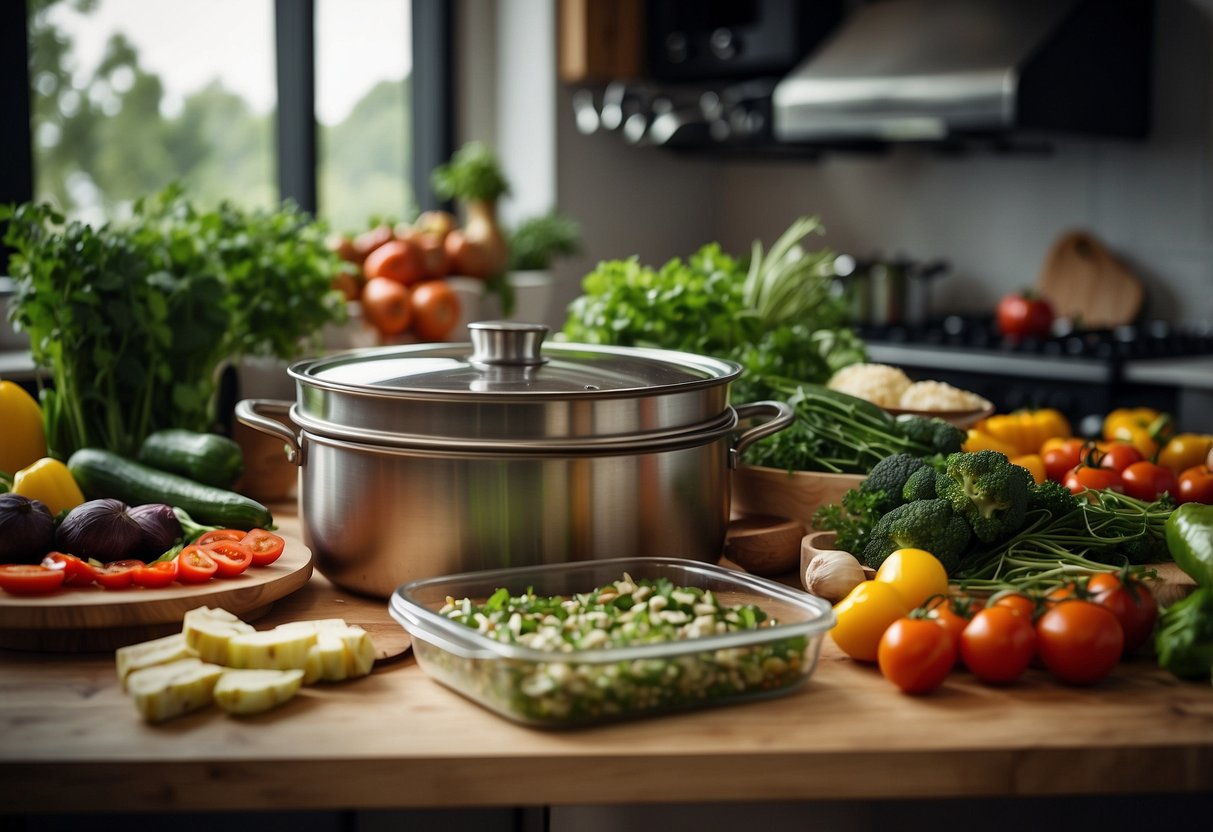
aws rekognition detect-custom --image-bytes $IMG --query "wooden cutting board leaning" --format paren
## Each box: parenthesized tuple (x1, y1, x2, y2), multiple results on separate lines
(1035, 229, 1144, 328)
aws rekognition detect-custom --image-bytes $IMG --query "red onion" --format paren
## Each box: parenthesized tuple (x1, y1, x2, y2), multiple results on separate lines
(0, 493, 56, 564)
(127, 503, 183, 558)
(55, 498, 145, 562)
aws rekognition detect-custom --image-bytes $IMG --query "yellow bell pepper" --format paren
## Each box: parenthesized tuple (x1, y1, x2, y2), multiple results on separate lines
(1102, 407, 1175, 459)
(0, 380, 48, 477)
(962, 429, 1020, 456)
(1158, 433, 1213, 474)
(1010, 453, 1046, 484)
(973, 408, 1072, 455)
(12, 457, 86, 515)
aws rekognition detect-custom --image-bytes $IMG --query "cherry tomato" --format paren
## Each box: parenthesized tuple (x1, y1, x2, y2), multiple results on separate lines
(176, 546, 218, 583)
(133, 560, 179, 589)
(925, 596, 971, 660)
(878, 617, 957, 695)
(959, 606, 1037, 685)
(873, 548, 949, 611)
(41, 552, 97, 587)
(1086, 572, 1158, 655)
(990, 591, 1037, 620)
(1119, 460, 1177, 502)
(1064, 464, 1123, 495)
(93, 559, 144, 590)
(996, 291, 1054, 339)
(1098, 443, 1144, 473)
(196, 529, 246, 547)
(831, 580, 910, 663)
(204, 541, 253, 577)
(1042, 438, 1087, 483)
(1035, 600, 1124, 685)
(1176, 465, 1213, 504)
(409, 280, 461, 342)
(239, 529, 286, 567)
(0, 564, 66, 596)
(361, 276, 413, 337)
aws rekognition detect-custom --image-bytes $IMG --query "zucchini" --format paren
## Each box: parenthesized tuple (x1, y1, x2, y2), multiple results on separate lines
(138, 429, 245, 489)
(68, 448, 273, 530)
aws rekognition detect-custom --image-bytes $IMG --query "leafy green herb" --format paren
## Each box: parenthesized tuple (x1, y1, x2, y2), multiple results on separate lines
(430, 141, 511, 204)
(507, 210, 581, 271)
(561, 217, 864, 400)
(2, 185, 346, 458)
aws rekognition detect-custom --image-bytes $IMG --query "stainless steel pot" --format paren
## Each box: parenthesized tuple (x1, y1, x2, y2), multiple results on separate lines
(235, 322, 793, 598)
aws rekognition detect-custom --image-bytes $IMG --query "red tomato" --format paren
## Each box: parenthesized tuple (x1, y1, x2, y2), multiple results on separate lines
(0, 564, 66, 596)
(176, 546, 218, 583)
(240, 529, 286, 567)
(1176, 465, 1213, 504)
(361, 276, 413, 336)
(959, 606, 1037, 685)
(1086, 572, 1158, 655)
(1064, 464, 1124, 495)
(363, 238, 426, 286)
(134, 560, 179, 589)
(1098, 443, 1144, 473)
(925, 596, 971, 660)
(196, 529, 246, 547)
(996, 291, 1054, 339)
(1043, 439, 1086, 483)
(93, 560, 144, 590)
(1119, 460, 1177, 502)
(41, 552, 97, 587)
(990, 591, 1037, 620)
(877, 617, 957, 695)
(204, 541, 254, 577)
(1035, 600, 1124, 685)
(409, 280, 461, 342)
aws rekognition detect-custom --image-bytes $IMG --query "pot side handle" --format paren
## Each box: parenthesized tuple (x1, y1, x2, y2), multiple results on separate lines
(234, 399, 301, 465)
(730, 400, 795, 469)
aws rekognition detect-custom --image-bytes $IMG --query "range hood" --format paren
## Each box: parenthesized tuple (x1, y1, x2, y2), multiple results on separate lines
(773, 0, 1153, 144)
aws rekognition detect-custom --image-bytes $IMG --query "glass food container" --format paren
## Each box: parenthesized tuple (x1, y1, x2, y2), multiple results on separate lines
(389, 557, 835, 728)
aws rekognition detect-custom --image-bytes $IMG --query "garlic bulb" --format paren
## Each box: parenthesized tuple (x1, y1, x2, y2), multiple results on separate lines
(803, 548, 867, 602)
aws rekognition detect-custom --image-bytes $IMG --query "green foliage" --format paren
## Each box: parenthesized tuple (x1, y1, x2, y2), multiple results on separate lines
(861, 498, 972, 574)
(430, 141, 511, 204)
(507, 211, 581, 271)
(811, 487, 885, 556)
(562, 218, 864, 407)
(2, 187, 346, 458)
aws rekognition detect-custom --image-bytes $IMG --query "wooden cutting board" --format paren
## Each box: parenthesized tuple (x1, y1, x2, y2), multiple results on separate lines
(1035, 229, 1144, 328)
(0, 533, 313, 652)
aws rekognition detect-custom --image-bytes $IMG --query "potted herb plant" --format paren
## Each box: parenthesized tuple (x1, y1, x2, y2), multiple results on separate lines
(504, 210, 581, 324)
(430, 141, 511, 281)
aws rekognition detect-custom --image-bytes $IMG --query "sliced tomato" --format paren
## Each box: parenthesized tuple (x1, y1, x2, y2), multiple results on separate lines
(204, 540, 254, 577)
(176, 545, 219, 584)
(196, 529, 247, 547)
(93, 559, 144, 590)
(134, 559, 179, 589)
(0, 564, 67, 596)
(42, 552, 98, 587)
(239, 529, 286, 567)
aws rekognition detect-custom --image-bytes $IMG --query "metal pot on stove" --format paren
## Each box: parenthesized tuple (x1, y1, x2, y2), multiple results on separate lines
(235, 321, 793, 598)
(833, 255, 948, 327)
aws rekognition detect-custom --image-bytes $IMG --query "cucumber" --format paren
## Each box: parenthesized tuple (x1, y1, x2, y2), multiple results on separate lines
(68, 448, 273, 530)
(138, 429, 245, 489)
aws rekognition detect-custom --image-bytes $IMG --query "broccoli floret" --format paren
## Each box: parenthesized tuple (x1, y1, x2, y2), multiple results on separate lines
(1027, 479, 1080, 520)
(898, 415, 966, 456)
(860, 498, 972, 575)
(859, 453, 929, 513)
(937, 450, 1033, 544)
(902, 466, 938, 502)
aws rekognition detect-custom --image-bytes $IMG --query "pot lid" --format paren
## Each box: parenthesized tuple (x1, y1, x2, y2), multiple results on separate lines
(291, 321, 741, 396)
(286, 322, 744, 447)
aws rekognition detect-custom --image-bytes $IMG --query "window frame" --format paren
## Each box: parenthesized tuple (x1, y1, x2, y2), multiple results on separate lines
(0, 0, 450, 223)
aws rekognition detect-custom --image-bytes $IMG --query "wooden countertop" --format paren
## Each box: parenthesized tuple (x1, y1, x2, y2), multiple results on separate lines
(2, 511, 1213, 814)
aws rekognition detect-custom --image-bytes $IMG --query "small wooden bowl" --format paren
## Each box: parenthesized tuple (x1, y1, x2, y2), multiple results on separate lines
(723, 515, 805, 577)
(731, 466, 865, 529)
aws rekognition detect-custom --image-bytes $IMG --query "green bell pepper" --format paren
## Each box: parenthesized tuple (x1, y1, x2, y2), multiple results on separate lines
(1155, 587, 1213, 681)
(1166, 502, 1213, 588)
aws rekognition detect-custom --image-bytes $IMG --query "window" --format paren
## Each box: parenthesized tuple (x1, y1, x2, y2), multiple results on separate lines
(4, 0, 449, 227)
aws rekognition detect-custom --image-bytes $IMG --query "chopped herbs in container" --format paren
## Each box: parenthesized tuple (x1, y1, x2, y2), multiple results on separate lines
(394, 564, 833, 728)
